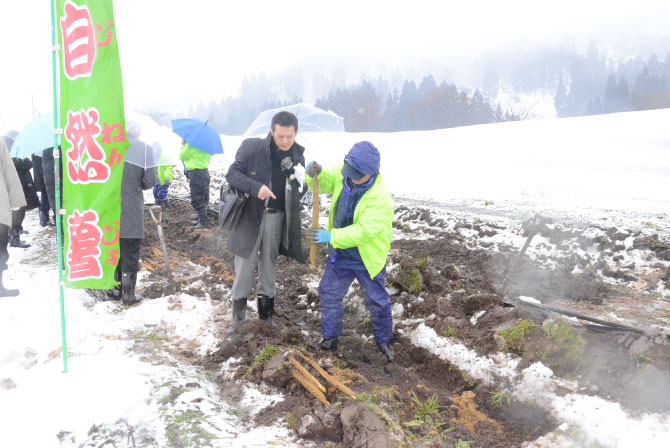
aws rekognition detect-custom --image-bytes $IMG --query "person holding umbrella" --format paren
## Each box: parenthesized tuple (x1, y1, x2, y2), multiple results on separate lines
(306, 141, 395, 362)
(171, 118, 223, 229)
(225, 111, 307, 334)
(0, 137, 27, 296)
(106, 121, 158, 305)
(178, 139, 211, 227)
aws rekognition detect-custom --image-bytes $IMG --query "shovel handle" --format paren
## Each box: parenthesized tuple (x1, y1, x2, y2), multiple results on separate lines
(149, 206, 175, 294)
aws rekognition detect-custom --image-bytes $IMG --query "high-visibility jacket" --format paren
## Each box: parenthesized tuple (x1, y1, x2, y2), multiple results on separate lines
(179, 143, 211, 171)
(307, 164, 393, 278)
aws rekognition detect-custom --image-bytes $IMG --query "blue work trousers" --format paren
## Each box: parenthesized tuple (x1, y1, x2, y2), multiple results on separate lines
(318, 262, 393, 344)
(153, 182, 170, 201)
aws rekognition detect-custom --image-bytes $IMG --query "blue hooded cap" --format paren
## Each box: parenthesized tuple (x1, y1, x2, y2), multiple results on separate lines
(341, 141, 380, 180)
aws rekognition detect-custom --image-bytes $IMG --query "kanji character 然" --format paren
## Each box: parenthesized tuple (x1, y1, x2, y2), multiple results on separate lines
(64, 107, 111, 184)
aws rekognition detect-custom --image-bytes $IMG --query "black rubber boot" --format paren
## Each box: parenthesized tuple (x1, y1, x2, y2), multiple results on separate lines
(39, 210, 49, 227)
(192, 208, 209, 229)
(104, 267, 122, 301)
(319, 337, 338, 350)
(226, 298, 247, 335)
(257, 295, 274, 326)
(378, 343, 394, 362)
(121, 271, 142, 305)
(0, 271, 19, 297)
(8, 234, 30, 249)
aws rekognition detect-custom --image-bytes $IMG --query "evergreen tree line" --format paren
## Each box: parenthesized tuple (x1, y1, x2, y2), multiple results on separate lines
(150, 47, 670, 134)
(175, 74, 516, 135)
(314, 76, 518, 132)
(557, 63, 670, 116)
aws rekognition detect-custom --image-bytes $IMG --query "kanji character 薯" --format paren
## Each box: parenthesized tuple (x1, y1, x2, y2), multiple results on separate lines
(67, 209, 103, 281)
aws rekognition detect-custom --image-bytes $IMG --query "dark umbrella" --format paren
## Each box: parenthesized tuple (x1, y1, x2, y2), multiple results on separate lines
(170, 118, 223, 155)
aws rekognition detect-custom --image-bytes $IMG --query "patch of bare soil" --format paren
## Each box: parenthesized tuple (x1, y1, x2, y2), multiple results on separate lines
(141, 201, 670, 447)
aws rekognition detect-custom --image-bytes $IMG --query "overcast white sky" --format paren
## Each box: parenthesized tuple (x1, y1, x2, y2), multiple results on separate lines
(1, 0, 669, 131)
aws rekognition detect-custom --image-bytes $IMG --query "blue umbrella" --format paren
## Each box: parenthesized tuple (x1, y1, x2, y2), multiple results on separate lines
(170, 118, 223, 155)
(10, 112, 55, 158)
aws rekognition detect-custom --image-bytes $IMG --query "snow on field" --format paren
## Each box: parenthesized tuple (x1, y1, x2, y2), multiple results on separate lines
(1, 109, 669, 446)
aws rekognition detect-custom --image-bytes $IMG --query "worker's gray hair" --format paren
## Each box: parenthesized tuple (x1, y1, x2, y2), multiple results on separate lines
(125, 120, 141, 138)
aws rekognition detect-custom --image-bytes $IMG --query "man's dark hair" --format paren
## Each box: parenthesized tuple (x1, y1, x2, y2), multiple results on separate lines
(271, 111, 298, 132)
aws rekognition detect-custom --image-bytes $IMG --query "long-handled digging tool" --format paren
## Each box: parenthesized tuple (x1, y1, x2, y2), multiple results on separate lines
(500, 213, 543, 296)
(500, 213, 645, 335)
(149, 206, 179, 296)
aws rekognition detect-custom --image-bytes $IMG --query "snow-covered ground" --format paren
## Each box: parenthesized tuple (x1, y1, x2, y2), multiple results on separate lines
(1, 108, 669, 447)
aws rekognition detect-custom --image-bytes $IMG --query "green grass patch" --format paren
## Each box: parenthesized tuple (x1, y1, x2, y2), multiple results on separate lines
(442, 326, 457, 338)
(405, 391, 446, 428)
(245, 342, 280, 378)
(165, 409, 217, 447)
(490, 389, 511, 408)
(460, 370, 476, 388)
(543, 320, 585, 371)
(499, 320, 536, 353)
(408, 269, 423, 294)
(285, 412, 298, 430)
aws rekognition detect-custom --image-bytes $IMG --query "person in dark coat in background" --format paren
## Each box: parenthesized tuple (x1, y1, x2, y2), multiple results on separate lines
(106, 121, 157, 305)
(2, 132, 38, 248)
(225, 111, 306, 334)
(0, 137, 27, 296)
(41, 146, 62, 225)
(31, 152, 54, 227)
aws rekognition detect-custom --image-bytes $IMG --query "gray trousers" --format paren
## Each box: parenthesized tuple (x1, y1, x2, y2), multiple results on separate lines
(230, 210, 283, 300)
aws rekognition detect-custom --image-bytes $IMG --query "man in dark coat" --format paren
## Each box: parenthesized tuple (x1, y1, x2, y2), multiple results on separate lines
(109, 122, 158, 305)
(225, 111, 306, 334)
(31, 153, 54, 227)
(41, 146, 62, 225)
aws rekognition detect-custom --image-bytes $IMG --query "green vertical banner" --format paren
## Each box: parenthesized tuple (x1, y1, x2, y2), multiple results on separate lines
(58, 0, 127, 289)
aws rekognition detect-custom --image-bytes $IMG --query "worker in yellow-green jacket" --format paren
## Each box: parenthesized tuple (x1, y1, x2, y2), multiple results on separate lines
(153, 161, 174, 208)
(306, 141, 395, 362)
(179, 139, 211, 228)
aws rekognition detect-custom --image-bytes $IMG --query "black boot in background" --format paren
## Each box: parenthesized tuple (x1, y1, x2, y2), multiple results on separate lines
(39, 210, 49, 227)
(0, 271, 19, 297)
(8, 230, 30, 249)
(226, 298, 247, 335)
(192, 208, 209, 229)
(121, 271, 142, 305)
(104, 266, 122, 301)
(257, 295, 274, 326)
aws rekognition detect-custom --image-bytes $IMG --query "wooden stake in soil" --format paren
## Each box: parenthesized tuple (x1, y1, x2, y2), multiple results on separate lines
(310, 176, 319, 269)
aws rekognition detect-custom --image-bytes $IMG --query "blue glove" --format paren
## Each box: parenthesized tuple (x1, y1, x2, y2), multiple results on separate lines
(308, 228, 331, 244)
